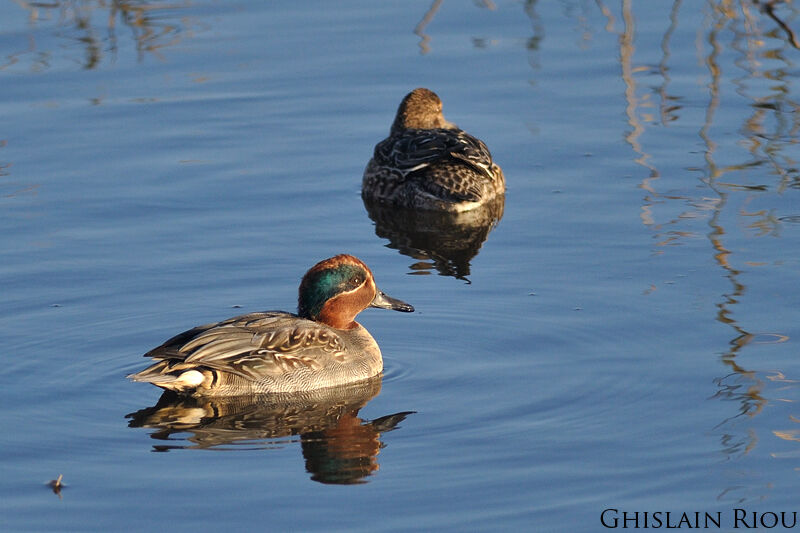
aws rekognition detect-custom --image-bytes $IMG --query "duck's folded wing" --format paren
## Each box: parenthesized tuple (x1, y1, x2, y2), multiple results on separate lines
(143, 321, 222, 360)
(376, 128, 495, 177)
(144, 312, 294, 360)
(173, 315, 347, 380)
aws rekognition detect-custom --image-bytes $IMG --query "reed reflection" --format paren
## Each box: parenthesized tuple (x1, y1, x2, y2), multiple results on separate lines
(6, 0, 195, 71)
(606, 0, 799, 488)
(126, 376, 414, 485)
(413, 0, 501, 55)
(363, 195, 504, 281)
(414, 0, 443, 55)
(690, 1, 794, 469)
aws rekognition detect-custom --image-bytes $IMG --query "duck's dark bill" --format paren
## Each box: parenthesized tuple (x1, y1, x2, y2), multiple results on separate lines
(370, 290, 414, 312)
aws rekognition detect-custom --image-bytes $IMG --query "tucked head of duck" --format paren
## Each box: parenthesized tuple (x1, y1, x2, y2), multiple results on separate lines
(298, 254, 414, 330)
(391, 87, 456, 133)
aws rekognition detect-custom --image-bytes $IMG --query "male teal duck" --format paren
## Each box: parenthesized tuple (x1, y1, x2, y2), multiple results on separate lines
(362, 88, 505, 212)
(128, 255, 413, 396)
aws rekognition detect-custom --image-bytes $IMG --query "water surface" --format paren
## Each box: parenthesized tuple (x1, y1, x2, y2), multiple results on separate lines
(2, 1, 800, 531)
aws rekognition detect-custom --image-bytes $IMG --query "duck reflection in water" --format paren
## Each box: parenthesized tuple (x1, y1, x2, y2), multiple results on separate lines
(363, 194, 504, 281)
(126, 376, 414, 485)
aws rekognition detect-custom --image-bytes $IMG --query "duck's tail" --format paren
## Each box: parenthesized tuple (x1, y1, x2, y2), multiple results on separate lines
(128, 361, 207, 394)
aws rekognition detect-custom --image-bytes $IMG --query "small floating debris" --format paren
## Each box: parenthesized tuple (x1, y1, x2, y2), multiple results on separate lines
(47, 474, 64, 496)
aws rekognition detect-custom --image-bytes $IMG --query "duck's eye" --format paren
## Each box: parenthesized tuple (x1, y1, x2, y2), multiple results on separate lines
(352, 276, 363, 286)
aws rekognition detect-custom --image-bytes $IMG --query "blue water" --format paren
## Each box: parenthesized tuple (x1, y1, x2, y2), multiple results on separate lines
(2, 1, 800, 531)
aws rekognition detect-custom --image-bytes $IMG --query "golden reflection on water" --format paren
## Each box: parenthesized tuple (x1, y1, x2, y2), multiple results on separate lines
(5, 0, 196, 70)
(126, 376, 415, 485)
(605, 0, 799, 495)
(413, 0, 500, 55)
(415, 0, 443, 55)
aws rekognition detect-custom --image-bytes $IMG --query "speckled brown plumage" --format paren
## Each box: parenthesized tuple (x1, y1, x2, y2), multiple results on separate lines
(363, 88, 505, 212)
